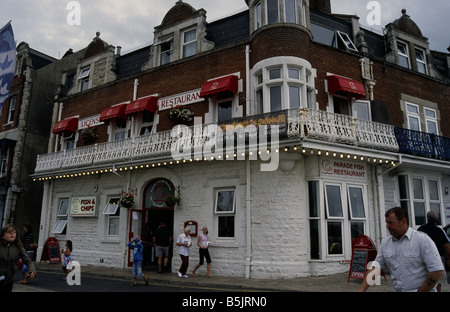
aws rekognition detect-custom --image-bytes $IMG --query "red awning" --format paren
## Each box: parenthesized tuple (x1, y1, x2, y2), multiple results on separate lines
(125, 96, 158, 115)
(200, 75, 239, 98)
(100, 104, 127, 122)
(52, 117, 79, 134)
(327, 75, 366, 99)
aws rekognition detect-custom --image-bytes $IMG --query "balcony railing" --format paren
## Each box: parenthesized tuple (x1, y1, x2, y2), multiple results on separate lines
(394, 127, 450, 161)
(34, 108, 402, 174)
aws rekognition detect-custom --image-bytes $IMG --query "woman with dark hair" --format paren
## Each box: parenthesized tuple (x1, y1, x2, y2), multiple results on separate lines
(0, 224, 36, 292)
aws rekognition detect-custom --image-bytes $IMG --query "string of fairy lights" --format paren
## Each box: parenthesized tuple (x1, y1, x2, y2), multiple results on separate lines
(32, 144, 398, 182)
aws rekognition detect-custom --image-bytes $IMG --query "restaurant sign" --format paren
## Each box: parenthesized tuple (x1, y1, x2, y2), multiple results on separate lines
(70, 196, 98, 217)
(320, 158, 366, 180)
(158, 89, 203, 111)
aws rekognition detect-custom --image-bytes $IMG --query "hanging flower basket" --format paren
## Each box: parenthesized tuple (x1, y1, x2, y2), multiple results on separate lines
(120, 193, 135, 208)
(169, 105, 194, 124)
(80, 126, 98, 145)
(164, 187, 181, 207)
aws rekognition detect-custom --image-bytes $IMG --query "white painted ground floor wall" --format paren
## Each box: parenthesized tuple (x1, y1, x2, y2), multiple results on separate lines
(36, 152, 450, 279)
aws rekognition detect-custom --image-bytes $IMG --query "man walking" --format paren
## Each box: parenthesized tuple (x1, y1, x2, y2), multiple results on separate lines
(153, 221, 172, 273)
(359, 207, 443, 292)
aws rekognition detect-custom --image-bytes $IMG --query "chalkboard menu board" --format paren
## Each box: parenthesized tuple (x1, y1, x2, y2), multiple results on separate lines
(349, 249, 368, 280)
(40, 237, 61, 264)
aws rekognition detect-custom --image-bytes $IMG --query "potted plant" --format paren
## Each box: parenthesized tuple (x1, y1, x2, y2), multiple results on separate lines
(80, 125, 98, 145)
(168, 105, 194, 124)
(120, 193, 135, 208)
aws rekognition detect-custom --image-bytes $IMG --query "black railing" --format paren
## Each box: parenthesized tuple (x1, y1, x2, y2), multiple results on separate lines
(394, 127, 450, 161)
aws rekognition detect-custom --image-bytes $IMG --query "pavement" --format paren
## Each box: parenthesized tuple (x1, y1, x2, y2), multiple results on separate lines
(12, 261, 449, 292)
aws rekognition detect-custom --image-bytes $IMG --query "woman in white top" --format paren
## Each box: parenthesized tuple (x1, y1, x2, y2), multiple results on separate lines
(192, 226, 213, 278)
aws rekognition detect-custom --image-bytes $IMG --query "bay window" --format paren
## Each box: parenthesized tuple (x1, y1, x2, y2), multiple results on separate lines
(253, 57, 316, 114)
(254, 0, 307, 29)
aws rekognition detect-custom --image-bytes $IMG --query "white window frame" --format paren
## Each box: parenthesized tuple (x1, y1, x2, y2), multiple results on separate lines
(415, 48, 427, 74)
(397, 41, 410, 69)
(266, 0, 280, 25)
(308, 180, 369, 260)
(7, 96, 16, 124)
(352, 100, 372, 121)
(253, 57, 316, 115)
(78, 67, 90, 92)
(424, 107, 438, 135)
(182, 28, 197, 58)
(406, 102, 421, 131)
(159, 37, 174, 65)
(0, 147, 9, 178)
(255, 1, 262, 29)
(112, 118, 128, 141)
(53, 198, 70, 234)
(214, 189, 236, 214)
(397, 175, 444, 227)
(347, 185, 367, 220)
(337, 31, 358, 52)
(103, 197, 121, 237)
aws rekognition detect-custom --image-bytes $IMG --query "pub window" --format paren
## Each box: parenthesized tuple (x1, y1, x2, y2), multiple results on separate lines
(103, 197, 121, 236)
(215, 189, 236, 238)
(182, 28, 197, 58)
(52, 199, 69, 234)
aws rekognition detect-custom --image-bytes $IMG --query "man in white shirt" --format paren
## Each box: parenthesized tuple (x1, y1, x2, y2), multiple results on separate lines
(359, 207, 444, 292)
(176, 227, 192, 278)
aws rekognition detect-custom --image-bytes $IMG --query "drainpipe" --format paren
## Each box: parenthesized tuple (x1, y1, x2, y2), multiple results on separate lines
(245, 44, 253, 279)
(131, 79, 139, 140)
(245, 159, 252, 279)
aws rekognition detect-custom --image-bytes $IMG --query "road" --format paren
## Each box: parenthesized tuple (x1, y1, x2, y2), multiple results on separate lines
(12, 270, 231, 293)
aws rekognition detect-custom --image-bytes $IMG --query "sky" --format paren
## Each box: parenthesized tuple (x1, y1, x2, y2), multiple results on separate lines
(1, 0, 449, 59)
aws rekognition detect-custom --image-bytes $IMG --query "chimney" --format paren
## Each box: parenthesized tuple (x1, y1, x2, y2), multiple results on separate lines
(116, 46, 122, 56)
(310, 0, 332, 14)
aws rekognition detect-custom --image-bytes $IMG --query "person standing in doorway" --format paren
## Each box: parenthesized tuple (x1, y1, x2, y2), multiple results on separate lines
(418, 210, 450, 292)
(176, 227, 191, 278)
(192, 226, 213, 278)
(153, 220, 172, 273)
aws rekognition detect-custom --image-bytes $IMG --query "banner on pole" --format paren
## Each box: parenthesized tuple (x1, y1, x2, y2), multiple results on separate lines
(0, 22, 16, 110)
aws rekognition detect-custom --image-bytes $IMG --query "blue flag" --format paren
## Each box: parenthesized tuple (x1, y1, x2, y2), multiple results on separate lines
(0, 22, 16, 110)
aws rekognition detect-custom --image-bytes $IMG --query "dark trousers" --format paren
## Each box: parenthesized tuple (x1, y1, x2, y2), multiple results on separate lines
(179, 255, 189, 275)
(0, 281, 13, 293)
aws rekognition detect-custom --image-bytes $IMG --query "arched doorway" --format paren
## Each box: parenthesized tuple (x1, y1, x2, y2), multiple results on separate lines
(142, 178, 175, 271)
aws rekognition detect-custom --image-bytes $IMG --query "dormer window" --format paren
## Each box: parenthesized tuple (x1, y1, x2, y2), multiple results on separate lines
(79, 67, 91, 92)
(182, 28, 197, 58)
(397, 41, 410, 69)
(415, 48, 427, 74)
(337, 31, 358, 52)
(160, 38, 173, 65)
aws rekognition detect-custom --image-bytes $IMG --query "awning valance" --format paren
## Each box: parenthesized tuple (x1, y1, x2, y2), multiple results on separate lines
(125, 96, 158, 115)
(52, 117, 79, 134)
(200, 75, 239, 98)
(327, 75, 366, 99)
(100, 104, 127, 122)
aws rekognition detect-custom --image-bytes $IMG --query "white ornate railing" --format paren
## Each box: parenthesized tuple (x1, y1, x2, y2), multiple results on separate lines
(34, 108, 399, 174)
